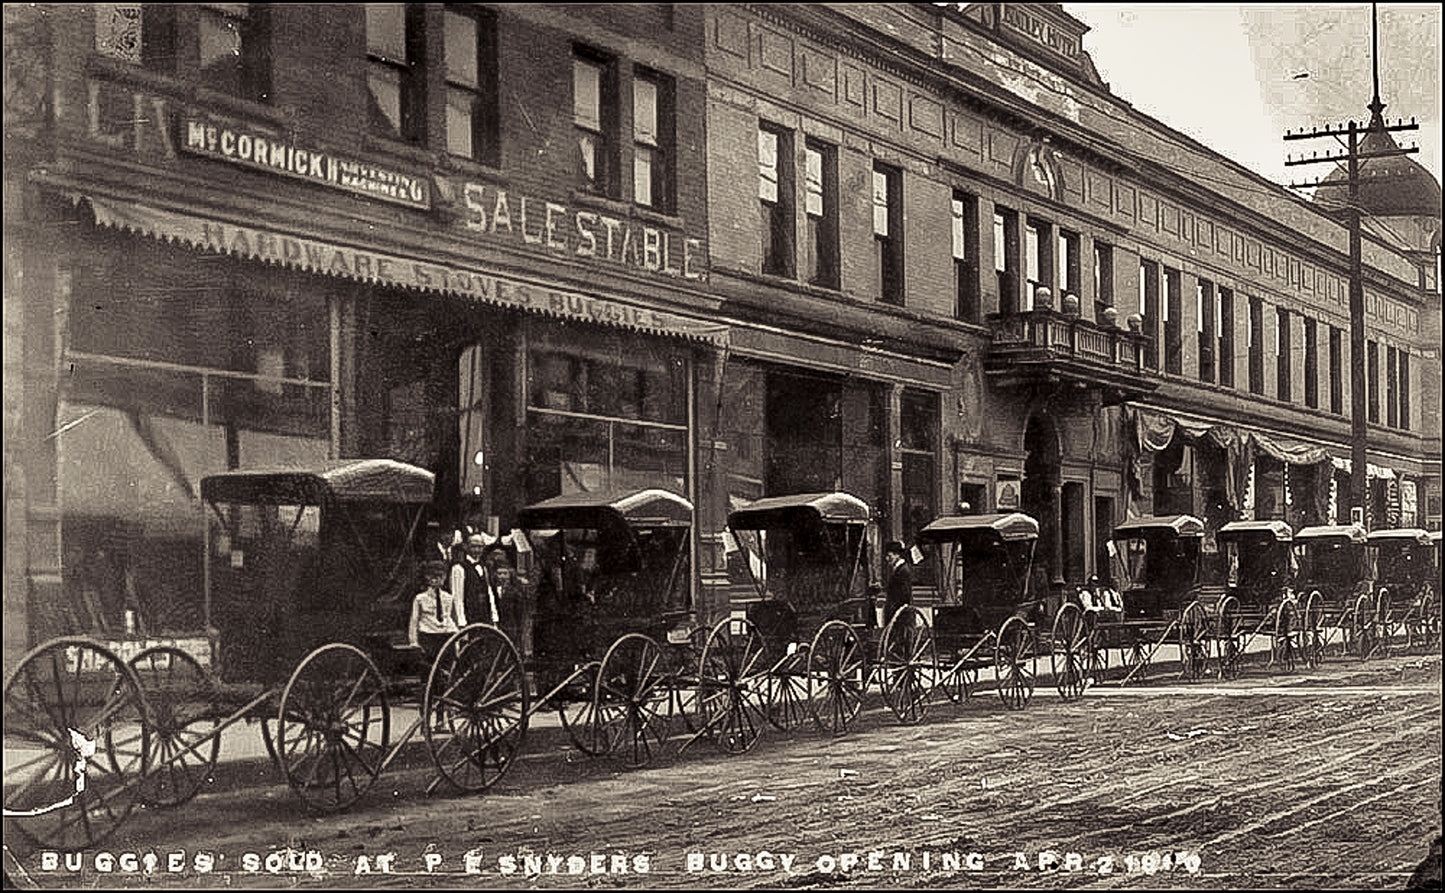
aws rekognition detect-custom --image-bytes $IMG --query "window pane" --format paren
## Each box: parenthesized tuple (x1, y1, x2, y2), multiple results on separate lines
(578, 133, 598, 184)
(369, 67, 403, 136)
(445, 10, 478, 88)
(634, 78, 657, 145)
(447, 87, 474, 157)
(994, 213, 1006, 273)
(951, 198, 965, 260)
(872, 170, 889, 237)
(634, 150, 654, 207)
(804, 148, 823, 217)
(758, 129, 778, 202)
(574, 58, 601, 131)
(1025, 226, 1039, 282)
(366, 3, 408, 61)
(199, 7, 242, 87)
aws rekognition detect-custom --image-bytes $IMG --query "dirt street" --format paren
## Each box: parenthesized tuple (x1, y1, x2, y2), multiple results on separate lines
(6, 652, 1441, 890)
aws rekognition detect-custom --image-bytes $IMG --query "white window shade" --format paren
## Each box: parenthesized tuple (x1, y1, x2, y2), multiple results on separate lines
(633, 79, 657, 145)
(574, 59, 601, 130)
(804, 148, 823, 217)
(872, 170, 889, 237)
(367, 4, 408, 62)
(445, 11, 479, 88)
(951, 199, 965, 260)
(758, 130, 778, 203)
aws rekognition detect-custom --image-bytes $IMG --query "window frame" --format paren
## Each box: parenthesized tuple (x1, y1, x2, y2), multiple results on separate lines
(952, 191, 980, 323)
(802, 138, 839, 289)
(367, 3, 426, 144)
(758, 122, 794, 278)
(443, 5, 498, 165)
(632, 66, 675, 212)
(873, 161, 904, 305)
(574, 46, 619, 198)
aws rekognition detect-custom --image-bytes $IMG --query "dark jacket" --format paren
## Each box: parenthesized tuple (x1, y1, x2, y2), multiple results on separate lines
(884, 556, 912, 624)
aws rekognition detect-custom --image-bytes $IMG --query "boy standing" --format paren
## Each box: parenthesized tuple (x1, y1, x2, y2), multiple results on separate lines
(409, 560, 466, 665)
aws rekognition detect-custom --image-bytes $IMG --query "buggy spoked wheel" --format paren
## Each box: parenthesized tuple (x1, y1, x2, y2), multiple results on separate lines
(1348, 593, 1377, 659)
(276, 644, 389, 813)
(1300, 591, 1325, 669)
(939, 662, 978, 703)
(1049, 604, 1090, 700)
(665, 627, 709, 734)
(1176, 602, 1212, 683)
(994, 617, 1037, 710)
(597, 634, 673, 769)
(694, 617, 769, 754)
(1415, 590, 1438, 653)
(128, 646, 219, 808)
(1215, 596, 1243, 680)
(763, 660, 810, 732)
(1271, 600, 1297, 673)
(807, 621, 866, 735)
(557, 662, 618, 756)
(3, 638, 150, 850)
(880, 606, 936, 723)
(424, 625, 528, 793)
(1120, 637, 1152, 683)
(1375, 589, 1398, 655)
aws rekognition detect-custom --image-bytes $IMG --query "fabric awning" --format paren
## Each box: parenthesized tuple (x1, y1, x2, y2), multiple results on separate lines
(74, 193, 729, 347)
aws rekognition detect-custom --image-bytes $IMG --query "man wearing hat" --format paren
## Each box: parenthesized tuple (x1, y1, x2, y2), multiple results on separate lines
(451, 532, 500, 628)
(409, 559, 465, 665)
(882, 540, 913, 626)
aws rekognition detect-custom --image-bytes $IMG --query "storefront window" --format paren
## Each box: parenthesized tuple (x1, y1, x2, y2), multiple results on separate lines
(523, 321, 689, 502)
(56, 232, 331, 641)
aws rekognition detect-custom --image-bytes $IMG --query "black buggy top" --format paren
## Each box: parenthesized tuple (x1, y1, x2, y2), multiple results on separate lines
(1366, 528, 1433, 592)
(518, 489, 695, 651)
(916, 513, 1039, 624)
(725, 492, 873, 639)
(1293, 524, 1371, 599)
(201, 459, 436, 684)
(1217, 520, 1295, 609)
(1109, 515, 1205, 619)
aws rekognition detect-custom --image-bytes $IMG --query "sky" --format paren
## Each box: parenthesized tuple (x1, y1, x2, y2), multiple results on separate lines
(1064, 3, 1442, 193)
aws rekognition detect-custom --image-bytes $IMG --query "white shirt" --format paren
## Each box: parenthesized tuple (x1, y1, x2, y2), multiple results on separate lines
(409, 586, 465, 646)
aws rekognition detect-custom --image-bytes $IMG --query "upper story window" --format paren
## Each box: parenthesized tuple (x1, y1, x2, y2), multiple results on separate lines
(633, 70, 675, 212)
(1218, 287, 1234, 389)
(1058, 229, 1080, 306)
(1329, 325, 1343, 414)
(1367, 340, 1380, 423)
(996, 208, 1020, 316)
(1397, 350, 1410, 431)
(758, 123, 793, 278)
(1140, 259, 1160, 370)
(952, 192, 980, 323)
(574, 48, 618, 197)
(1248, 295, 1264, 395)
(1024, 219, 1050, 310)
(803, 140, 839, 288)
(1197, 280, 1215, 384)
(97, 4, 270, 102)
(1093, 242, 1114, 323)
(444, 6, 498, 165)
(1385, 345, 1399, 428)
(873, 162, 904, 305)
(1163, 267, 1182, 375)
(367, 3, 424, 143)
(1304, 317, 1319, 409)
(1275, 308, 1291, 402)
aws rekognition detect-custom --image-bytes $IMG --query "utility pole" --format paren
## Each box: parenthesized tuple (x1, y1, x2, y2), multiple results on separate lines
(1283, 3, 1420, 528)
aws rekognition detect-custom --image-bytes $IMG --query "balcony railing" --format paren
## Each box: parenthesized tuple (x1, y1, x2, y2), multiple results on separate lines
(984, 309, 1157, 403)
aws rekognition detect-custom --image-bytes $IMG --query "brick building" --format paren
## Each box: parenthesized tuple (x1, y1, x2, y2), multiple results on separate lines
(3, 3, 1440, 669)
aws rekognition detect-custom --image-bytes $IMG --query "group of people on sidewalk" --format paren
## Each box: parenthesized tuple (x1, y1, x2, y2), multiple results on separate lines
(407, 530, 534, 666)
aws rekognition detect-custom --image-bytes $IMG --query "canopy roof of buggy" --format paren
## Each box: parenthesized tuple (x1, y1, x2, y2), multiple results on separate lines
(726, 492, 870, 530)
(1112, 515, 1204, 539)
(916, 512, 1039, 544)
(1217, 520, 1293, 542)
(1366, 527, 1432, 545)
(1294, 524, 1368, 544)
(516, 489, 693, 531)
(200, 459, 435, 505)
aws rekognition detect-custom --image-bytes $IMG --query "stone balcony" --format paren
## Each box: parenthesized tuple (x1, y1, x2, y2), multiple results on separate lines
(983, 308, 1159, 406)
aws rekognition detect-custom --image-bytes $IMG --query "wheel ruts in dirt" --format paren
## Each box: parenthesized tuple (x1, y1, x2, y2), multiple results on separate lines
(694, 617, 769, 754)
(424, 624, 529, 792)
(127, 645, 220, 808)
(3, 638, 151, 850)
(879, 606, 937, 723)
(1049, 603, 1090, 700)
(993, 616, 1037, 710)
(807, 620, 867, 734)
(276, 643, 390, 813)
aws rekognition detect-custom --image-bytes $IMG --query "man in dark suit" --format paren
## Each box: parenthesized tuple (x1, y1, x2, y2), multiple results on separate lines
(882, 540, 912, 626)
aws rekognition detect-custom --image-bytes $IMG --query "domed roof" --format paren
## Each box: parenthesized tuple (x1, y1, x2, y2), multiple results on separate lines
(1313, 117, 1443, 219)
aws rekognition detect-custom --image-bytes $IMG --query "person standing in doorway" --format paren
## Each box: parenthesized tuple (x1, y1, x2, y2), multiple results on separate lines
(451, 533, 499, 627)
(882, 540, 913, 626)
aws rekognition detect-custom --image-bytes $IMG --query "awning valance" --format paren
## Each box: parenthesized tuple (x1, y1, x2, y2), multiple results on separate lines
(74, 194, 729, 347)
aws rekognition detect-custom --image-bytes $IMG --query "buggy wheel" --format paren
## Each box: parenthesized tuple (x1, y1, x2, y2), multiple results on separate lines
(424, 625, 528, 793)
(1120, 636, 1152, 683)
(557, 662, 618, 756)
(3, 638, 150, 850)
(880, 606, 936, 723)
(1087, 617, 1110, 683)
(276, 644, 389, 813)
(1049, 604, 1090, 700)
(994, 617, 1037, 710)
(1271, 600, 1297, 673)
(128, 646, 219, 808)
(1300, 591, 1326, 669)
(807, 621, 867, 735)
(1375, 589, 1397, 655)
(939, 663, 977, 703)
(1215, 596, 1243, 680)
(1177, 602, 1212, 683)
(763, 660, 810, 732)
(1415, 590, 1438, 653)
(1348, 593, 1376, 659)
(597, 634, 672, 769)
(695, 617, 769, 754)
